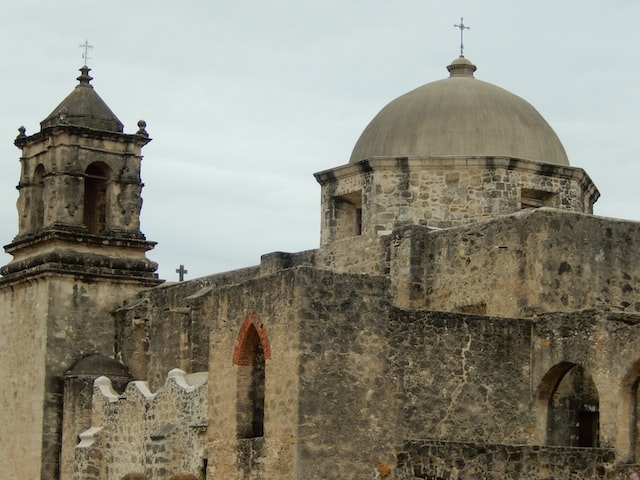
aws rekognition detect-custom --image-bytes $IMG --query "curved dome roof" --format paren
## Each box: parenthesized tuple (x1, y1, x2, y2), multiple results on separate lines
(67, 354, 131, 378)
(350, 56, 569, 166)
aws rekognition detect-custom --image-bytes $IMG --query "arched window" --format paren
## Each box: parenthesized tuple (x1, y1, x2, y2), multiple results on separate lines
(541, 363, 600, 447)
(84, 163, 111, 234)
(233, 313, 271, 439)
(621, 359, 640, 461)
(32, 164, 45, 230)
(632, 377, 640, 459)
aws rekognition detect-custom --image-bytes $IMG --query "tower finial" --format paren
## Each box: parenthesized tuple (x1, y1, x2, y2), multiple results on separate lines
(77, 65, 94, 86)
(79, 40, 93, 66)
(453, 17, 470, 57)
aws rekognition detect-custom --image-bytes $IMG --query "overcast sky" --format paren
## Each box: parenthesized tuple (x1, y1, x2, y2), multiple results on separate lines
(0, 1, 638, 281)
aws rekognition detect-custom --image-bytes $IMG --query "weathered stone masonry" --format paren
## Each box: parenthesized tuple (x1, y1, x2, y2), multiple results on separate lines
(5, 54, 640, 480)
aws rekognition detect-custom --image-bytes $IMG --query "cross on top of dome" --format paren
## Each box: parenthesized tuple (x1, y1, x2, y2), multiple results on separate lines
(453, 17, 470, 56)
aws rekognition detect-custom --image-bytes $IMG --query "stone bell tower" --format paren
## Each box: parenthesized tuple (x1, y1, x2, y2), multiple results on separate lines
(0, 65, 161, 479)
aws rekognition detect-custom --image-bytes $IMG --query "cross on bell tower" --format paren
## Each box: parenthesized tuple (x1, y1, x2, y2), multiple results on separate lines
(79, 39, 93, 66)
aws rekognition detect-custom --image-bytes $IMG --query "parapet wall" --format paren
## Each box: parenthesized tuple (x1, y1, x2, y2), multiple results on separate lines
(116, 265, 260, 389)
(395, 439, 620, 480)
(391, 208, 640, 316)
(75, 368, 207, 480)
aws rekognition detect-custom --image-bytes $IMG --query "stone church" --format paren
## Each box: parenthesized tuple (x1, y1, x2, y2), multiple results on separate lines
(2, 53, 640, 480)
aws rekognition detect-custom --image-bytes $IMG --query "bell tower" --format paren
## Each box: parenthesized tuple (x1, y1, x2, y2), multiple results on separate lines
(0, 65, 161, 479)
(4, 65, 158, 279)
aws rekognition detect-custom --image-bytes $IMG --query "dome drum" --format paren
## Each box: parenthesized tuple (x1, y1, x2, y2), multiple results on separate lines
(315, 155, 598, 246)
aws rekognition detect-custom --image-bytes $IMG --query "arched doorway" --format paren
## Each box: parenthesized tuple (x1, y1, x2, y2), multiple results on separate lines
(621, 359, 640, 461)
(233, 313, 271, 439)
(539, 362, 600, 447)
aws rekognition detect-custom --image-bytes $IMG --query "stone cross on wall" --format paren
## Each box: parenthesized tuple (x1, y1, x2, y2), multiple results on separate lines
(176, 264, 188, 282)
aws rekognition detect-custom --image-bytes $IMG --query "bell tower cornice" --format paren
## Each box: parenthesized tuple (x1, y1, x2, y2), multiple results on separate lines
(14, 123, 151, 151)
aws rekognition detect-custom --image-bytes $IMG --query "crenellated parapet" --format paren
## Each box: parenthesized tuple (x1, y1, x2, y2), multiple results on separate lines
(75, 368, 208, 480)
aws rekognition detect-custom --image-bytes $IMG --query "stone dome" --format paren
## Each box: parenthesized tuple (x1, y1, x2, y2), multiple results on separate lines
(67, 354, 131, 379)
(350, 56, 569, 166)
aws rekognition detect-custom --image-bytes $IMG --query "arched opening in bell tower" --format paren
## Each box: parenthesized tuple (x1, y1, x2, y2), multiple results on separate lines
(83, 162, 111, 235)
(32, 164, 45, 231)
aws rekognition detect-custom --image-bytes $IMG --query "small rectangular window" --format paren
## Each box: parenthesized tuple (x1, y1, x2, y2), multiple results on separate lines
(520, 188, 556, 209)
(333, 191, 362, 239)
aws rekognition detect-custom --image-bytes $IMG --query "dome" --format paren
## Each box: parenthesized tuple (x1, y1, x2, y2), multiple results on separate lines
(67, 354, 131, 378)
(350, 56, 569, 166)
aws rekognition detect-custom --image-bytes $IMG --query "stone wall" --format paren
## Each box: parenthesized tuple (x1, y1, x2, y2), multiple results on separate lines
(532, 309, 640, 459)
(391, 208, 640, 316)
(395, 439, 618, 480)
(0, 277, 49, 480)
(294, 268, 399, 480)
(259, 250, 316, 277)
(384, 310, 535, 445)
(202, 267, 538, 478)
(203, 267, 331, 480)
(116, 265, 260, 390)
(71, 263, 640, 479)
(192, 266, 395, 479)
(314, 234, 391, 275)
(0, 272, 156, 479)
(75, 369, 207, 480)
(316, 156, 598, 245)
